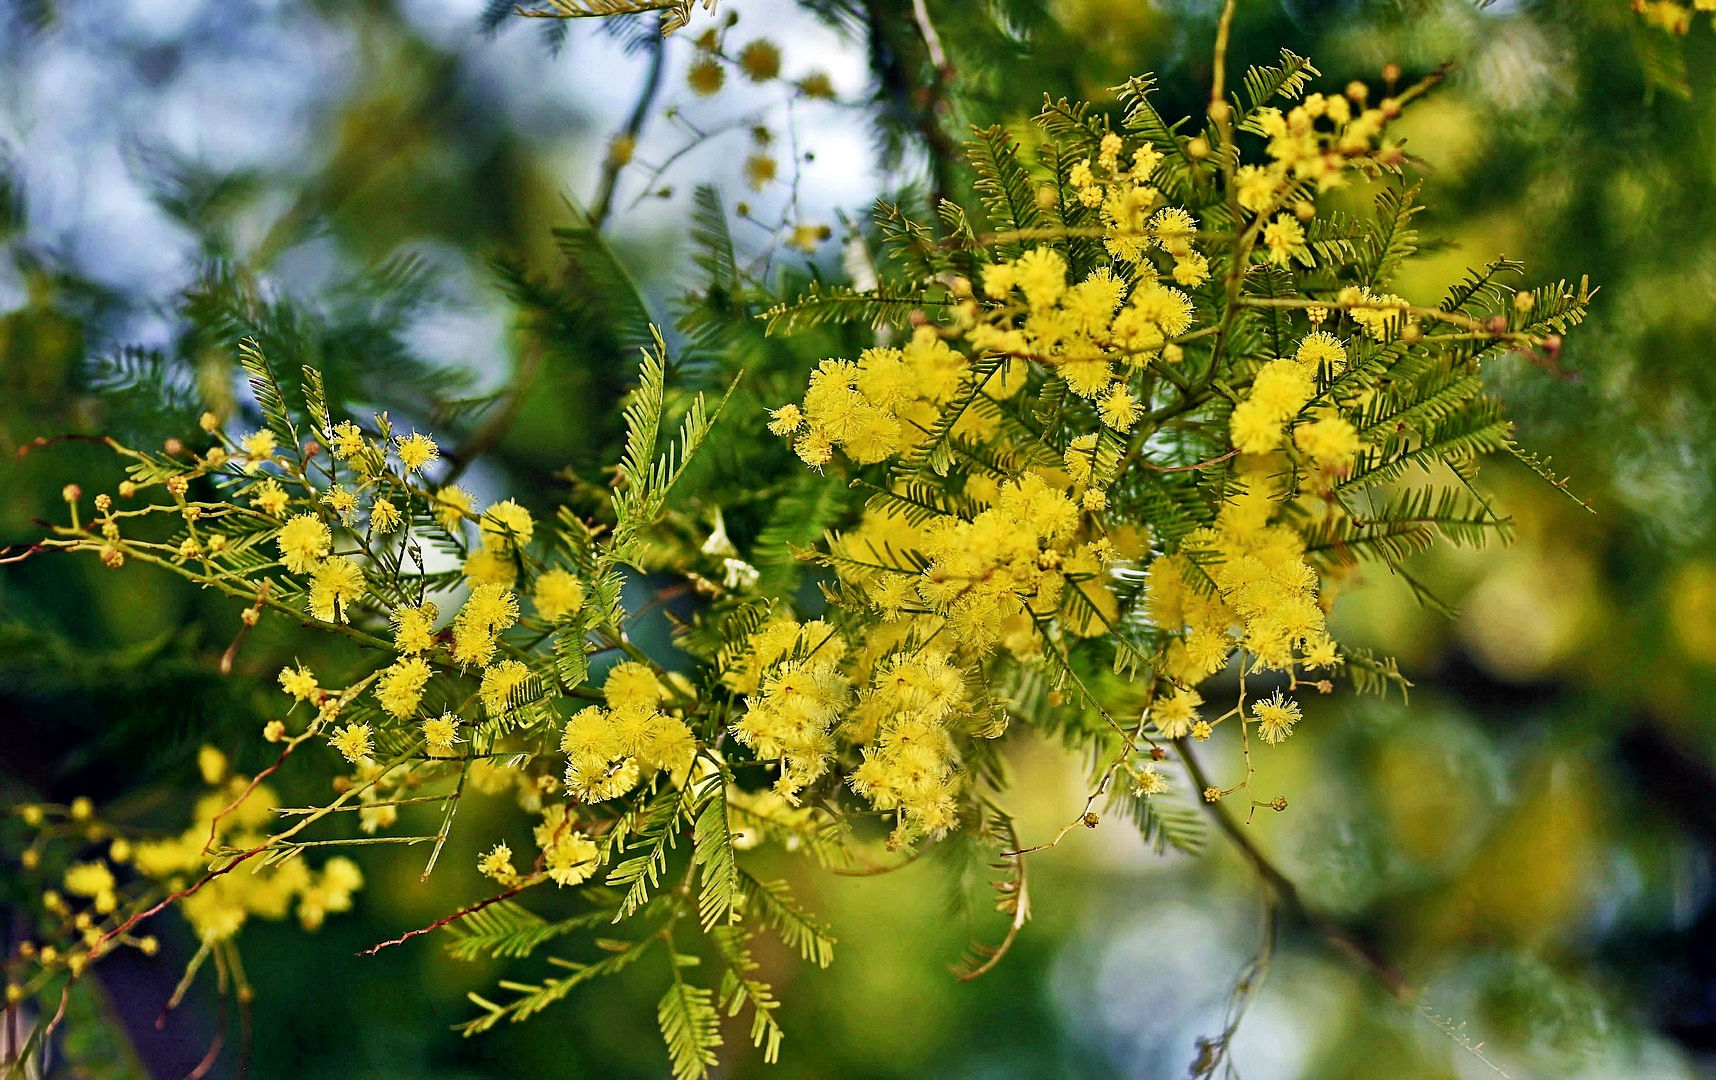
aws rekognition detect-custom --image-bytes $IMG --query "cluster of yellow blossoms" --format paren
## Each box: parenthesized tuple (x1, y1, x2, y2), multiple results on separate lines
(769, 325, 1010, 466)
(1635, 0, 1716, 34)
(132, 750, 363, 940)
(1238, 90, 1402, 265)
(723, 613, 992, 845)
(1228, 330, 1361, 469)
(561, 662, 698, 803)
(6, 747, 361, 1003)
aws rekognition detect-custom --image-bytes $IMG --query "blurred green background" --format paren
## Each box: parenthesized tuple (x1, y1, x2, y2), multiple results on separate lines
(4, 0, 1716, 1077)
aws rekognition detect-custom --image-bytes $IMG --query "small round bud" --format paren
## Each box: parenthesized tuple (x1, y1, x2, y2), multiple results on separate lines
(1186, 135, 1211, 160)
(118, 481, 137, 498)
(1081, 813, 1100, 828)
(949, 275, 972, 298)
(799, 71, 836, 99)
(1271, 796, 1288, 812)
(165, 475, 189, 499)
(687, 56, 724, 97)
(20, 848, 39, 869)
(909, 309, 929, 328)
(199, 411, 219, 433)
(138, 936, 159, 956)
(1345, 80, 1369, 103)
(94, 493, 111, 512)
(1382, 62, 1401, 85)
(1035, 185, 1059, 211)
(163, 437, 184, 456)
(737, 39, 781, 83)
(302, 439, 321, 459)
(1203, 787, 1222, 803)
(607, 134, 636, 168)
(263, 719, 286, 742)
(19, 804, 43, 826)
(70, 796, 93, 821)
(1295, 199, 1316, 222)
(1486, 315, 1509, 335)
(61, 484, 81, 504)
(1512, 290, 1535, 314)
(241, 607, 260, 627)
(1149, 746, 1167, 761)
(1047, 690, 1065, 707)
(1379, 97, 1401, 120)
(1400, 322, 1423, 343)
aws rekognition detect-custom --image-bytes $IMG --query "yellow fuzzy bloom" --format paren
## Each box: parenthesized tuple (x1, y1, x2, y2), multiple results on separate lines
(279, 664, 319, 702)
(450, 584, 518, 668)
(534, 805, 600, 887)
(477, 842, 517, 884)
(1173, 251, 1210, 287)
(395, 432, 439, 472)
(251, 479, 290, 517)
(1248, 358, 1315, 416)
(480, 500, 535, 549)
(1262, 213, 1308, 266)
(330, 722, 373, 764)
(1252, 691, 1300, 744)
(480, 659, 532, 716)
(1099, 385, 1143, 431)
(376, 656, 433, 719)
(1229, 398, 1285, 455)
(1294, 331, 1346, 371)
(1234, 164, 1278, 213)
(277, 513, 330, 574)
(308, 557, 365, 622)
(241, 430, 277, 461)
(532, 569, 585, 622)
(1149, 207, 1198, 257)
(328, 422, 365, 459)
(321, 485, 358, 524)
(1149, 687, 1203, 739)
(392, 602, 439, 654)
(603, 662, 663, 713)
(768, 403, 804, 436)
(1012, 247, 1068, 310)
(1134, 765, 1170, 796)
(369, 498, 401, 533)
(462, 547, 517, 588)
(737, 39, 781, 81)
(1294, 416, 1362, 469)
(63, 862, 116, 913)
(422, 714, 461, 756)
(433, 486, 474, 532)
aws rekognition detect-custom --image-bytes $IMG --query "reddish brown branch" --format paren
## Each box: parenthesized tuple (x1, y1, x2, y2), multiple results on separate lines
(356, 879, 536, 958)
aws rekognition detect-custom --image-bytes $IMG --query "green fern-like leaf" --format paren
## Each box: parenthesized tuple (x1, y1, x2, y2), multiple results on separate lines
(737, 869, 835, 968)
(658, 963, 722, 1080)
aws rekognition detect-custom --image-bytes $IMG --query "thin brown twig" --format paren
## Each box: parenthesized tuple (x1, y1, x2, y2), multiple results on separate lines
(1140, 447, 1240, 473)
(1177, 740, 1412, 1001)
(356, 877, 540, 957)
